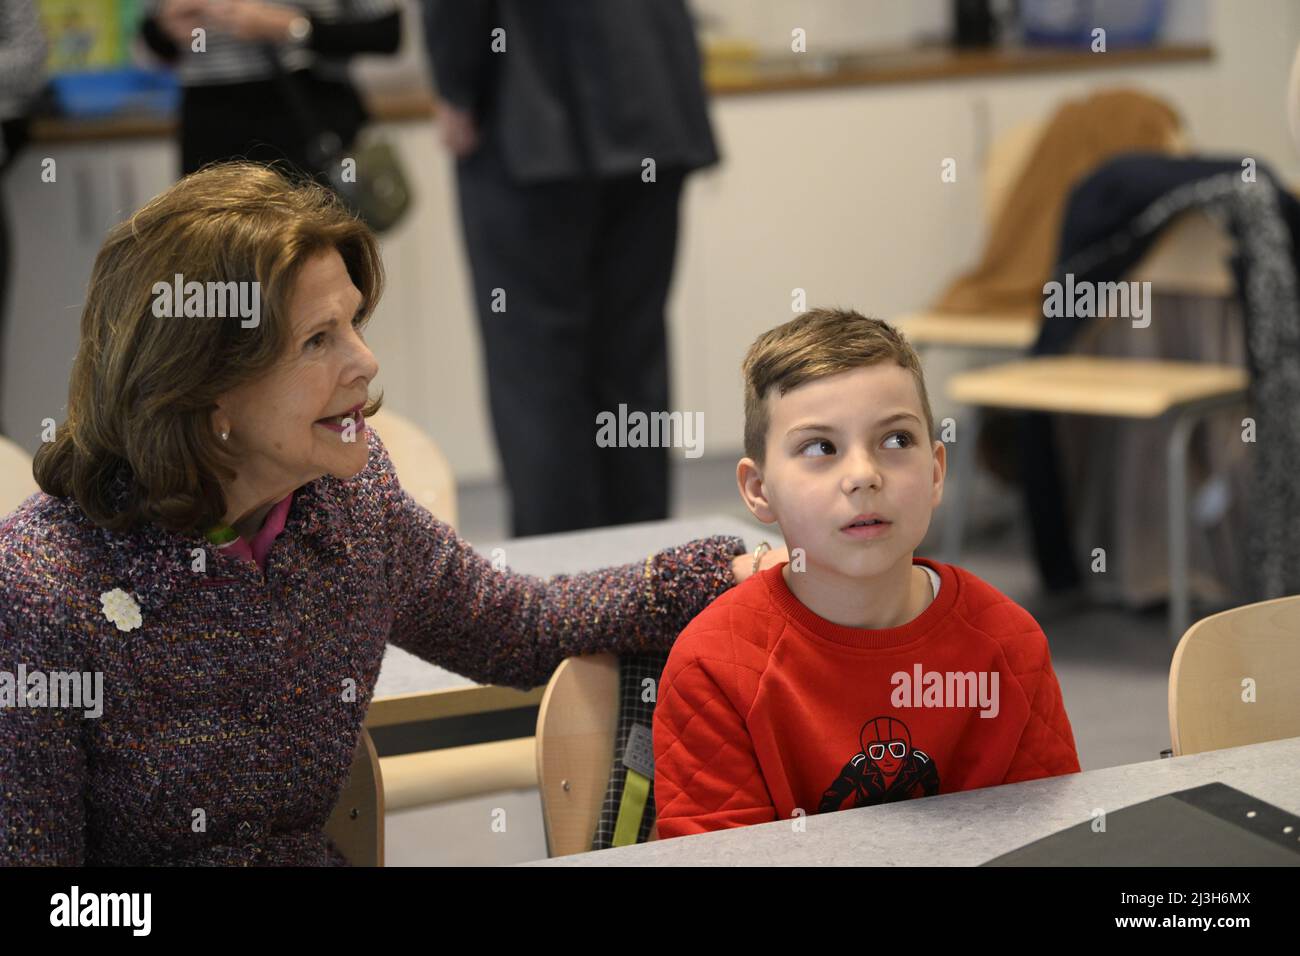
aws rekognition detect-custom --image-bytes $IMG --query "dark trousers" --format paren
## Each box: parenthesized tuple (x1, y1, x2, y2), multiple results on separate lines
(178, 73, 366, 178)
(455, 146, 686, 537)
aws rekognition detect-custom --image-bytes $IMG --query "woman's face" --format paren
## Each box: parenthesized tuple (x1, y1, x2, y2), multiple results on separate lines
(213, 247, 380, 498)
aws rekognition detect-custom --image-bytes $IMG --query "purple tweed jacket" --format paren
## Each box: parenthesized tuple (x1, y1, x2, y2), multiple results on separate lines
(0, 426, 747, 865)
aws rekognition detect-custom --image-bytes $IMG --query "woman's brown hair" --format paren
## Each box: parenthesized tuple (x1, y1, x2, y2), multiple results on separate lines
(34, 161, 385, 534)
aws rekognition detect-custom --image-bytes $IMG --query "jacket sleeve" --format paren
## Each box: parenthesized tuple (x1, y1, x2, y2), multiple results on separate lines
(0, 572, 88, 865)
(421, 0, 496, 112)
(307, 2, 402, 57)
(1001, 651, 1083, 784)
(371, 433, 747, 691)
(653, 652, 778, 838)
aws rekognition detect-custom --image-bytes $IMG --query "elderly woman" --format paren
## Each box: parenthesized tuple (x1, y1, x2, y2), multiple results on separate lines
(0, 162, 782, 865)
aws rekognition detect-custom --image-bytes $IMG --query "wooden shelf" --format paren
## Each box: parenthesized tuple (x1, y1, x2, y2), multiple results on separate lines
(706, 42, 1213, 95)
(28, 43, 1214, 144)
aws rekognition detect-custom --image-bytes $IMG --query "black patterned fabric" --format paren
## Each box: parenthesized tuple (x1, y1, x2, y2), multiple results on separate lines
(591, 652, 671, 850)
(1025, 154, 1300, 603)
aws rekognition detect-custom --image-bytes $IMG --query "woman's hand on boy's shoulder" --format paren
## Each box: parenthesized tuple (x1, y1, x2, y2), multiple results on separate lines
(731, 545, 788, 585)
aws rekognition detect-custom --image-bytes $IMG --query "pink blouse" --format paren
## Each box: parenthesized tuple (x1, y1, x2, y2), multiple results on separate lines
(218, 492, 295, 572)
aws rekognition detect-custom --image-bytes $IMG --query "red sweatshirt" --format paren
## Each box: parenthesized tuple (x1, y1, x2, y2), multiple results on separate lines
(653, 558, 1081, 839)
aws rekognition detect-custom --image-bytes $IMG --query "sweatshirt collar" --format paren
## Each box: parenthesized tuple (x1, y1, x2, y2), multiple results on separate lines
(763, 557, 958, 650)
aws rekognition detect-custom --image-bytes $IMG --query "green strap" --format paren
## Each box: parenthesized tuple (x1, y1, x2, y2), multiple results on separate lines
(204, 524, 239, 547)
(611, 769, 651, 847)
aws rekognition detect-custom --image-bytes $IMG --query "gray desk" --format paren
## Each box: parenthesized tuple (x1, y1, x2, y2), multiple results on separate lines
(373, 514, 768, 701)
(528, 736, 1300, 866)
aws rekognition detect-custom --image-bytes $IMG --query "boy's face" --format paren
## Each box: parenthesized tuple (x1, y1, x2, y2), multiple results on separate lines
(737, 364, 946, 579)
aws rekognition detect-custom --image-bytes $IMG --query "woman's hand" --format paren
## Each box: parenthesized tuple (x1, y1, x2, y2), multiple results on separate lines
(731, 545, 788, 585)
(157, 0, 208, 46)
(435, 96, 480, 158)
(205, 0, 303, 43)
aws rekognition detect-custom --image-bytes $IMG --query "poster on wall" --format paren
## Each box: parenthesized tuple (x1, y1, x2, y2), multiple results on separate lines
(38, 0, 143, 72)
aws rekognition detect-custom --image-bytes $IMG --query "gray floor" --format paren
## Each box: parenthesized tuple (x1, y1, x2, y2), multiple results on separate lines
(385, 456, 1180, 866)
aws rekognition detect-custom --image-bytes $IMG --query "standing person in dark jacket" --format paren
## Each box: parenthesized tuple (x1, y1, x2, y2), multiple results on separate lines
(423, 0, 719, 537)
(139, 0, 401, 178)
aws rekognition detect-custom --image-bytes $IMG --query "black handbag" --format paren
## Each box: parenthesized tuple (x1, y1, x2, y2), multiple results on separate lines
(258, 8, 411, 233)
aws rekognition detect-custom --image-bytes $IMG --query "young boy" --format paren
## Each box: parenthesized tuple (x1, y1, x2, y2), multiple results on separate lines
(653, 308, 1081, 838)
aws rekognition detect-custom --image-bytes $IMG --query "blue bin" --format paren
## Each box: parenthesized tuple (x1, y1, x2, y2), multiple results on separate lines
(1021, 0, 1166, 48)
(50, 67, 180, 118)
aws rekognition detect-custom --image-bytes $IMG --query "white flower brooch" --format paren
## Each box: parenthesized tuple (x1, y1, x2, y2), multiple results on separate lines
(100, 588, 142, 633)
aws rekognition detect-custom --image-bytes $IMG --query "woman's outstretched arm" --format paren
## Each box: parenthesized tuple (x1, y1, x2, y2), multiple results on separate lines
(369, 432, 748, 690)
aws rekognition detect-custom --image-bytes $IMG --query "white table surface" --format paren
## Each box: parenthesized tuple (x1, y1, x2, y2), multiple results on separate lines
(526, 736, 1300, 866)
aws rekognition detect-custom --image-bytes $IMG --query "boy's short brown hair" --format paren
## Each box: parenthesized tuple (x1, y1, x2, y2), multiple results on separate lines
(742, 308, 935, 467)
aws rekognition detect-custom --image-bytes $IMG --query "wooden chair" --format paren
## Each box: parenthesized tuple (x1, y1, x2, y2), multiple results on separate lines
(891, 119, 1220, 354)
(943, 357, 1249, 640)
(534, 653, 623, 857)
(0, 434, 39, 516)
(371, 684, 541, 812)
(324, 726, 386, 866)
(1168, 594, 1300, 756)
(919, 116, 1244, 641)
(364, 681, 593, 857)
(365, 407, 459, 529)
(892, 119, 1052, 355)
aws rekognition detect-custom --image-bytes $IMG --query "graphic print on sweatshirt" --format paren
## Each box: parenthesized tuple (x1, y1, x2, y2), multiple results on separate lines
(818, 715, 940, 812)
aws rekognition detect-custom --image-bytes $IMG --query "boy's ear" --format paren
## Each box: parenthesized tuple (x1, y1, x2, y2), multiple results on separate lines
(931, 439, 947, 508)
(736, 457, 778, 525)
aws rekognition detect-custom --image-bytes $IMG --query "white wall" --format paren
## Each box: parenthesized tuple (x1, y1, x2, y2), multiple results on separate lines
(688, 0, 1209, 50)
(7, 1, 1299, 487)
(369, 0, 1300, 484)
(690, 0, 950, 51)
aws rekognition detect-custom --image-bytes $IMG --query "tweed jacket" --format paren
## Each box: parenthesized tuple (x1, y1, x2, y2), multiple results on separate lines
(0, 426, 746, 864)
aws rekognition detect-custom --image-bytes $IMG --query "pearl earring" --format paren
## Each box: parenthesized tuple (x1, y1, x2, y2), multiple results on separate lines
(220, 429, 229, 441)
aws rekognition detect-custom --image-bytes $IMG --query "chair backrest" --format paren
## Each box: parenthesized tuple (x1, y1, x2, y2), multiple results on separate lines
(982, 119, 1046, 222)
(534, 653, 620, 857)
(0, 434, 38, 516)
(324, 726, 385, 866)
(1168, 595, 1300, 756)
(365, 408, 459, 529)
(981, 118, 1190, 224)
(982, 118, 1229, 296)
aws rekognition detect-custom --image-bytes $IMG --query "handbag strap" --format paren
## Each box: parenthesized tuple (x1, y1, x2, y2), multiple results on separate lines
(256, 0, 360, 166)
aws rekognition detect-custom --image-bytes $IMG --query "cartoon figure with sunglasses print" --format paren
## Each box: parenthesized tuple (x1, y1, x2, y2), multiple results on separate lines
(818, 716, 940, 812)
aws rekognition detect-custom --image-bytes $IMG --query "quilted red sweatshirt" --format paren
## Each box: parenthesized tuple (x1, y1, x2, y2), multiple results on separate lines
(653, 558, 1081, 839)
